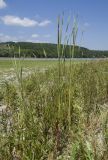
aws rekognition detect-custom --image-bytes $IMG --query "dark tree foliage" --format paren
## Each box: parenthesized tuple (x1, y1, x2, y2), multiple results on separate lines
(0, 42, 108, 58)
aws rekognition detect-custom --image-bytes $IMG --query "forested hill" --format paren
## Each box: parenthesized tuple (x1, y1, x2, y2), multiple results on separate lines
(0, 42, 108, 58)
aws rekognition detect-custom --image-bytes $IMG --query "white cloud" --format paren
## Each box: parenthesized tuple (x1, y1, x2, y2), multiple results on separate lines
(0, 0, 7, 9)
(0, 33, 17, 42)
(31, 34, 39, 38)
(25, 39, 41, 43)
(1, 15, 51, 27)
(0, 33, 3, 36)
(0, 33, 50, 43)
(1, 15, 38, 27)
(0, 33, 27, 42)
(39, 20, 51, 27)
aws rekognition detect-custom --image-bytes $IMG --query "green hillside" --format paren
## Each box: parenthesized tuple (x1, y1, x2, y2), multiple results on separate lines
(0, 42, 108, 58)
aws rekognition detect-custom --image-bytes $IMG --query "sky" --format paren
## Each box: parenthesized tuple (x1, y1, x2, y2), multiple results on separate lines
(0, 0, 108, 50)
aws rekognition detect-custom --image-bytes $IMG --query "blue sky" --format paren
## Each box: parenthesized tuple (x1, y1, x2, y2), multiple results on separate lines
(0, 0, 108, 50)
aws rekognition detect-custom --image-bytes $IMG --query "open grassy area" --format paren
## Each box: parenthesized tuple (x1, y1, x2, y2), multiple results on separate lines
(0, 59, 58, 70)
(0, 59, 58, 85)
(0, 59, 108, 160)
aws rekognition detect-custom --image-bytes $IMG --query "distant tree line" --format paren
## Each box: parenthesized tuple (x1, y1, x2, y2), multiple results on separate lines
(0, 42, 108, 58)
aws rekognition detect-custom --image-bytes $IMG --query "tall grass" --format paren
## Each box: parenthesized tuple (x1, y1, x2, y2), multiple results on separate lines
(0, 15, 108, 160)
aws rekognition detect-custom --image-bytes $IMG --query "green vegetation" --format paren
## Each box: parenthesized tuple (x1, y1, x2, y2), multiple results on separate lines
(0, 59, 58, 86)
(0, 15, 108, 160)
(0, 42, 108, 58)
(0, 59, 58, 70)
(0, 60, 108, 160)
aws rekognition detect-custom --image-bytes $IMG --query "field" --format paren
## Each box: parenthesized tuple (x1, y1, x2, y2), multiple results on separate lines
(0, 59, 58, 70)
(0, 59, 58, 85)
(0, 58, 108, 160)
